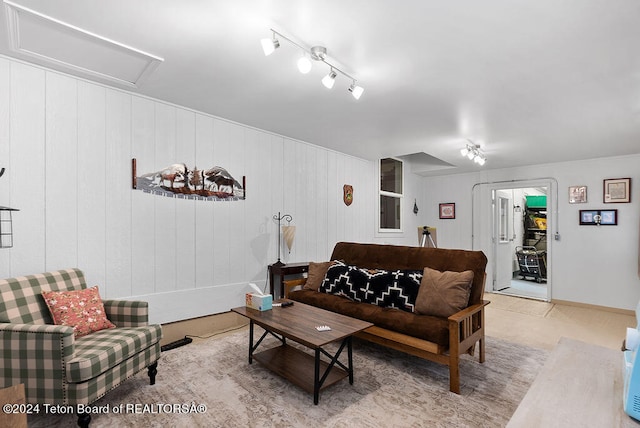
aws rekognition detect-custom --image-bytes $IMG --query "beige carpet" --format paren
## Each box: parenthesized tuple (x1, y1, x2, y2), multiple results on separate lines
(487, 293, 555, 318)
(29, 331, 547, 428)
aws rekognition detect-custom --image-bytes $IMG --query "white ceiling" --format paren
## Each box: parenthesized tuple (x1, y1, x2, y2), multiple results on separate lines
(1, 0, 639, 176)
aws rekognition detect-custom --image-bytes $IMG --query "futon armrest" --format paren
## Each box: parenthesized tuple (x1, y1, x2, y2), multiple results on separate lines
(283, 278, 308, 298)
(447, 300, 489, 353)
(103, 299, 149, 327)
(447, 300, 489, 323)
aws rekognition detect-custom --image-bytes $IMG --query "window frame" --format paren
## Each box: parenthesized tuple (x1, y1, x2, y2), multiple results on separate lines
(378, 157, 404, 233)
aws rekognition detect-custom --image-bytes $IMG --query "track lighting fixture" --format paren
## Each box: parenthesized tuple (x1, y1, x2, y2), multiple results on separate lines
(460, 141, 486, 166)
(260, 31, 280, 56)
(261, 28, 364, 99)
(349, 81, 364, 100)
(322, 69, 337, 89)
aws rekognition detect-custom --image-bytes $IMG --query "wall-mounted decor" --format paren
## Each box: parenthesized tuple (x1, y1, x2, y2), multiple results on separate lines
(569, 185, 587, 204)
(439, 203, 455, 219)
(580, 209, 617, 226)
(343, 184, 353, 206)
(0, 206, 19, 248)
(132, 159, 245, 201)
(0, 168, 20, 249)
(603, 178, 630, 203)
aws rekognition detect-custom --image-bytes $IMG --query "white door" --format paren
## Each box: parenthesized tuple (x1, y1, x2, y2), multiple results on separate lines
(493, 189, 514, 291)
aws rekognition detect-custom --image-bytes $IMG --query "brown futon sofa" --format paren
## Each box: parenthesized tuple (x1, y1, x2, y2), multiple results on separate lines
(287, 241, 489, 394)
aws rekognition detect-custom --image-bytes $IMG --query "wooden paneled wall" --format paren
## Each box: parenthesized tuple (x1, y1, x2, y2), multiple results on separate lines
(0, 58, 375, 323)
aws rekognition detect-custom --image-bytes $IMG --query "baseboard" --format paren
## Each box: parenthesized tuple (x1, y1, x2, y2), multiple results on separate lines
(160, 311, 248, 346)
(126, 281, 260, 324)
(551, 298, 634, 316)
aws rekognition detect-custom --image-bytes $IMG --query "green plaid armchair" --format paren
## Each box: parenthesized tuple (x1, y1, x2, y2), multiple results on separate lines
(0, 269, 162, 427)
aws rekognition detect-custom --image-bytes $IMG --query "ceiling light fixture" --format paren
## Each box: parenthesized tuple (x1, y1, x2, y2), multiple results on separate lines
(260, 31, 280, 56)
(349, 81, 364, 100)
(261, 28, 364, 99)
(460, 141, 486, 166)
(322, 69, 337, 89)
(297, 54, 312, 74)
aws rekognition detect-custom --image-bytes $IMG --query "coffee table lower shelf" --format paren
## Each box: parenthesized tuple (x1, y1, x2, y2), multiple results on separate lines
(253, 344, 349, 394)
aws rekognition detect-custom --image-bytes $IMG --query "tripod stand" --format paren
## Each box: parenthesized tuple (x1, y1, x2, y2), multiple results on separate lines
(420, 226, 437, 248)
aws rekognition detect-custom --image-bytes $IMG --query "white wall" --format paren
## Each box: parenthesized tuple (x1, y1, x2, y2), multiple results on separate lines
(0, 57, 394, 323)
(421, 156, 640, 310)
(8, 56, 635, 320)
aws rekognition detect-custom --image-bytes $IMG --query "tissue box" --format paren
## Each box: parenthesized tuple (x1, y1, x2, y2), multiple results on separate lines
(245, 293, 272, 311)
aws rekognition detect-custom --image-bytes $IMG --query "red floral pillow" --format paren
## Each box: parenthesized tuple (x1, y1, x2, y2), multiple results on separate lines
(42, 286, 116, 338)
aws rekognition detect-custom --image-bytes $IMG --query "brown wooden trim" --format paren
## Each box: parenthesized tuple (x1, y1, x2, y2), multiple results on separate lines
(284, 278, 307, 298)
(551, 299, 634, 316)
(132, 158, 137, 189)
(356, 329, 449, 364)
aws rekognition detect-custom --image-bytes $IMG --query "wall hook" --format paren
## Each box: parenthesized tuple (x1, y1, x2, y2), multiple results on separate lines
(0, 168, 5, 178)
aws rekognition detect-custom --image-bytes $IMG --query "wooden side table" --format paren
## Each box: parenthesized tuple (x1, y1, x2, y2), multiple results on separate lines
(268, 262, 309, 299)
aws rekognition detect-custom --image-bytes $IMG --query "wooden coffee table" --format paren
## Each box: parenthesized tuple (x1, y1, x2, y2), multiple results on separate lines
(231, 301, 373, 404)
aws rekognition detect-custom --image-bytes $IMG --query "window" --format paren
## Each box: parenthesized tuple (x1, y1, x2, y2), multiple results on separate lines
(499, 196, 509, 243)
(379, 158, 403, 231)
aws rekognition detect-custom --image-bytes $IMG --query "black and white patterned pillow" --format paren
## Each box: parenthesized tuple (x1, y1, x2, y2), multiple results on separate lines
(319, 260, 350, 296)
(319, 261, 422, 313)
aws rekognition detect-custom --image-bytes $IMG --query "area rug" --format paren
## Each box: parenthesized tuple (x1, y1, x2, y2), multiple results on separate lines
(28, 330, 547, 427)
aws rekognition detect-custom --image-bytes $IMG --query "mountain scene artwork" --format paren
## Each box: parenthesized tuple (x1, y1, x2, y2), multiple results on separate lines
(135, 162, 245, 201)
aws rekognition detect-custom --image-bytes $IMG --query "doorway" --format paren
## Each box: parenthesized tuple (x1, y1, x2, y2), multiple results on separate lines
(472, 179, 554, 301)
(491, 183, 551, 301)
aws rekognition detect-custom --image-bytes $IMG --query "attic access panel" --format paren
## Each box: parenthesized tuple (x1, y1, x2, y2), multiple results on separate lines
(397, 152, 456, 176)
(4, 0, 163, 87)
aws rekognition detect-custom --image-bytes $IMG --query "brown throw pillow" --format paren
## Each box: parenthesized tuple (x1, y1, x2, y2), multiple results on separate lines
(415, 267, 474, 317)
(303, 261, 332, 291)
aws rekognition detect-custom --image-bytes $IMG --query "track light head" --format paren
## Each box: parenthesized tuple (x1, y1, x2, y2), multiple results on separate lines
(297, 55, 312, 74)
(349, 81, 364, 100)
(261, 33, 280, 56)
(322, 70, 337, 89)
(460, 147, 469, 157)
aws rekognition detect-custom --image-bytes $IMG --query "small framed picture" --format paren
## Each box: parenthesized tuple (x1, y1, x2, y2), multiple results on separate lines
(579, 210, 598, 225)
(569, 185, 587, 204)
(439, 203, 455, 219)
(579, 209, 618, 226)
(603, 178, 631, 203)
(599, 209, 618, 225)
